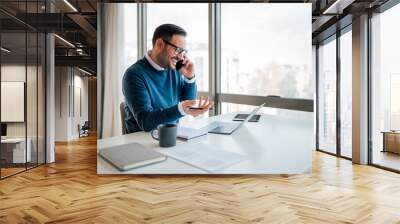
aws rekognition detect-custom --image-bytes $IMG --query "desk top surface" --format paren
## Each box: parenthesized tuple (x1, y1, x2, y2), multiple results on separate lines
(98, 110, 314, 174)
(381, 131, 400, 134)
(1, 138, 29, 143)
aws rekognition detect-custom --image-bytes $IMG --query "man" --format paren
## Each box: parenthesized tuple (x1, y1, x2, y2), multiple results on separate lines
(123, 24, 213, 133)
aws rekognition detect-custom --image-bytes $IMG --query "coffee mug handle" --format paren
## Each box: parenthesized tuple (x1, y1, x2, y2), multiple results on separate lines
(150, 129, 159, 140)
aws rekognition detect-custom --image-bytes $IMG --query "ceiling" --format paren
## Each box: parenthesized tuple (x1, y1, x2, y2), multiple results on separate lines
(311, 0, 390, 43)
(0, 0, 97, 75)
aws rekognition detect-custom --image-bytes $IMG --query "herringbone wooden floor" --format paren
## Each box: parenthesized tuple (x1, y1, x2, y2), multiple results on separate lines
(1, 134, 400, 224)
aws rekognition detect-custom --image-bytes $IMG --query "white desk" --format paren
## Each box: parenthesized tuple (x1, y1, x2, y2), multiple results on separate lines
(1, 138, 32, 163)
(98, 110, 314, 174)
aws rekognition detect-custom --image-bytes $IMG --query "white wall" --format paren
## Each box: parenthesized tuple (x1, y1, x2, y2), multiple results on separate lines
(72, 73, 89, 138)
(1, 66, 26, 133)
(55, 66, 69, 141)
(55, 67, 89, 141)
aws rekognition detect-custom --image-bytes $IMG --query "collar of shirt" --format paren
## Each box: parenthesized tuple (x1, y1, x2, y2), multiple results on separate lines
(145, 51, 165, 71)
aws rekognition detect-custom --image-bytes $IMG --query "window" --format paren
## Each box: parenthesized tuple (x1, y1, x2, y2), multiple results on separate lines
(390, 74, 400, 130)
(371, 3, 400, 171)
(121, 4, 138, 103)
(220, 4, 312, 99)
(146, 3, 209, 92)
(317, 37, 337, 154)
(102, 3, 315, 140)
(340, 29, 352, 158)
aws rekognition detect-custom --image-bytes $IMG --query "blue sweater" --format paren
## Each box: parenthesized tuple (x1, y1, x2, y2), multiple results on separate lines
(122, 57, 197, 132)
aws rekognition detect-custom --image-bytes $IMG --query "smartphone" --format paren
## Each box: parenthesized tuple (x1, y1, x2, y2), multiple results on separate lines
(176, 60, 185, 70)
(189, 107, 213, 110)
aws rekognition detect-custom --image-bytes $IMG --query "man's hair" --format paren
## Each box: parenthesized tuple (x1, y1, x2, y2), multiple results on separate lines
(152, 24, 187, 47)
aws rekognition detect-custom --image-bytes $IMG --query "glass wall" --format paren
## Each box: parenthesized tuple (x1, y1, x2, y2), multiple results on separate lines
(0, 1, 46, 179)
(316, 26, 353, 159)
(1, 32, 28, 178)
(27, 30, 38, 169)
(220, 4, 312, 99)
(146, 3, 209, 92)
(38, 32, 45, 165)
(371, 3, 400, 171)
(340, 29, 352, 158)
(317, 37, 337, 155)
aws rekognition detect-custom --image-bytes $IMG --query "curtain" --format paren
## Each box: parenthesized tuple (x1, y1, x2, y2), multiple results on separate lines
(101, 4, 125, 138)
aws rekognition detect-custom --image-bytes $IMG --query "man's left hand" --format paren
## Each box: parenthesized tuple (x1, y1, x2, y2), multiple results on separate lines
(179, 57, 195, 79)
(181, 96, 214, 117)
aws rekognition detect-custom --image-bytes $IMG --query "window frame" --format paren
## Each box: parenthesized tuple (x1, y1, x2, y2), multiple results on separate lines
(315, 24, 353, 160)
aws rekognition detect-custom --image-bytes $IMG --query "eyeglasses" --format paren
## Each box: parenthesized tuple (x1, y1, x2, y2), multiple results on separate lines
(162, 39, 188, 55)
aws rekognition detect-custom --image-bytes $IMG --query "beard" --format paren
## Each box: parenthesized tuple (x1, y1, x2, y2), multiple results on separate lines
(157, 47, 179, 70)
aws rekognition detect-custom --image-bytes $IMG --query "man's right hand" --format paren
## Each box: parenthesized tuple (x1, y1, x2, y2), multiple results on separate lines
(181, 96, 214, 117)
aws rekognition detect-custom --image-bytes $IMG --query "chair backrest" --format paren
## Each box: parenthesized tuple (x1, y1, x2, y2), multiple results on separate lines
(82, 121, 90, 129)
(120, 102, 127, 135)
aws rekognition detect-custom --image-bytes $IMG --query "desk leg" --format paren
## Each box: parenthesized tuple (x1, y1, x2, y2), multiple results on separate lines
(382, 133, 386, 153)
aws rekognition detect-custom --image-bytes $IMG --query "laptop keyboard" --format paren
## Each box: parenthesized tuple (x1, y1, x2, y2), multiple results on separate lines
(210, 122, 239, 133)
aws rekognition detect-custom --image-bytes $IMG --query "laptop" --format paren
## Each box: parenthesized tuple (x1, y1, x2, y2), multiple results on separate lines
(99, 142, 167, 171)
(208, 103, 265, 135)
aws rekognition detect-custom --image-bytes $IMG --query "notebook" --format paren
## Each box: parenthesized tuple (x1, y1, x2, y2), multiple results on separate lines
(177, 126, 208, 140)
(99, 142, 167, 171)
(177, 122, 220, 140)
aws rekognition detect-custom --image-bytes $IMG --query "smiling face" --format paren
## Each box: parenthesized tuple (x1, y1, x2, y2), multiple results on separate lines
(155, 35, 187, 69)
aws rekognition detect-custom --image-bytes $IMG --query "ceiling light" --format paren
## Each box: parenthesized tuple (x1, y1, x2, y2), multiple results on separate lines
(63, 0, 78, 12)
(54, 34, 75, 48)
(76, 48, 85, 55)
(322, 0, 354, 15)
(78, 67, 93, 76)
(1, 47, 11, 53)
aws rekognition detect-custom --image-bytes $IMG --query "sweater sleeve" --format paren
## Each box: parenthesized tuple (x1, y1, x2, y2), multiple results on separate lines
(123, 71, 183, 132)
(179, 73, 197, 101)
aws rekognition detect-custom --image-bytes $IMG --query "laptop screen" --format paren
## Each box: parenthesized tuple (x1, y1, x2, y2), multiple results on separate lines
(244, 103, 266, 122)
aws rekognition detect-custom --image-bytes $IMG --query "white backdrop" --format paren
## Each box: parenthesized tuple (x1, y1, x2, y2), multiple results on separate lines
(1, 82, 25, 122)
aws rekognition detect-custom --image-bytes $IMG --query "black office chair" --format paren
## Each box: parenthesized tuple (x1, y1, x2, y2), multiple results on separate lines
(78, 121, 90, 138)
(120, 102, 128, 135)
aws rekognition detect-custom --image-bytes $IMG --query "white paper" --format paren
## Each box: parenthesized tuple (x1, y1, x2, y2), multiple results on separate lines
(160, 143, 246, 173)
